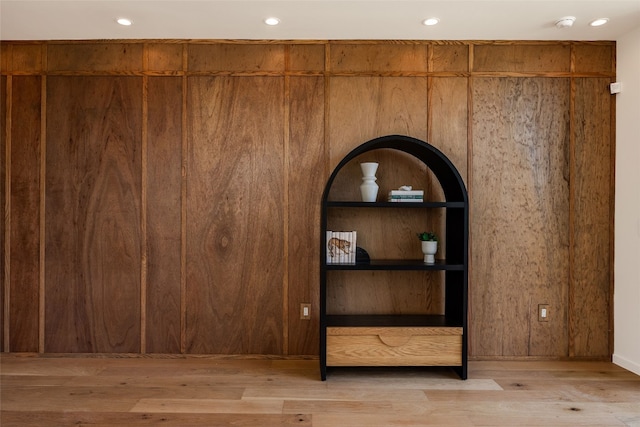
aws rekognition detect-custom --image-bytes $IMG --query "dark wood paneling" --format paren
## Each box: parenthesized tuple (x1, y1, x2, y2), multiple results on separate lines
(145, 77, 183, 353)
(287, 76, 325, 355)
(9, 76, 41, 352)
(329, 44, 428, 73)
(188, 45, 285, 72)
(1, 46, 9, 72)
(473, 44, 571, 73)
(47, 43, 143, 72)
(430, 77, 468, 183)
(1, 40, 616, 359)
(147, 44, 183, 72)
(574, 44, 615, 75)
(45, 76, 142, 353)
(186, 76, 284, 354)
(432, 45, 468, 73)
(1, 75, 6, 350)
(327, 76, 443, 319)
(570, 78, 612, 357)
(8, 44, 42, 73)
(471, 77, 570, 357)
(328, 76, 428, 170)
(289, 45, 325, 72)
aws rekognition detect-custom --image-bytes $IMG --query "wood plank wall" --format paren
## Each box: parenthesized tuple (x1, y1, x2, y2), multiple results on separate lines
(0, 40, 615, 359)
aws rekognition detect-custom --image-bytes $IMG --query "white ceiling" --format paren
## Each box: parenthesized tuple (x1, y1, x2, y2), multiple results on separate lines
(1, 0, 639, 41)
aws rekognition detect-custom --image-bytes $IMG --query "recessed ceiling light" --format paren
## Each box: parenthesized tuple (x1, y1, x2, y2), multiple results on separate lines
(116, 17, 133, 26)
(264, 17, 280, 26)
(555, 16, 576, 29)
(590, 18, 609, 27)
(422, 18, 440, 26)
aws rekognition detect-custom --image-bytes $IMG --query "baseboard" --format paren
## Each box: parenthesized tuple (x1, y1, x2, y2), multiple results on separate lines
(613, 354, 640, 376)
(468, 355, 609, 362)
(0, 352, 319, 361)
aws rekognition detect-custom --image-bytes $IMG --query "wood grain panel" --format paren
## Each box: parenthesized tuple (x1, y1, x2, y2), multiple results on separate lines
(45, 76, 142, 353)
(8, 44, 43, 73)
(432, 45, 468, 73)
(328, 77, 428, 169)
(289, 45, 325, 72)
(471, 77, 570, 357)
(1, 75, 6, 350)
(188, 45, 285, 72)
(186, 76, 284, 354)
(9, 76, 41, 352)
(145, 77, 182, 353)
(1, 45, 8, 72)
(574, 44, 615, 74)
(570, 78, 611, 358)
(329, 44, 428, 73)
(326, 76, 436, 240)
(430, 77, 468, 183)
(287, 76, 324, 355)
(327, 270, 443, 316)
(327, 76, 440, 321)
(147, 44, 183, 72)
(47, 43, 143, 72)
(473, 45, 570, 73)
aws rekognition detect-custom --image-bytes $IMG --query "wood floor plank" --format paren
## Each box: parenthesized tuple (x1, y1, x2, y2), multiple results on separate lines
(312, 413, 474, 427)
(397, 400, 635, 422)
(1, 386, 139, 412)
(0, 375, 72, 387)
(0, 411, 311, 427)
(245, 386, 427, 402)
(283, 399, 394, 414)
(130, 398, 285, 414)
(325, 368, 502, 391)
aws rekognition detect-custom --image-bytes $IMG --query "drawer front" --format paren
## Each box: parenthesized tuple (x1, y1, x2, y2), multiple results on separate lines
(326, 327, 462, 367)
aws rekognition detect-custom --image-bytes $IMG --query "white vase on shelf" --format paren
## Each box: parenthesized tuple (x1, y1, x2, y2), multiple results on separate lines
(359, 162, 379, 202)
(421, 240, 438, 264)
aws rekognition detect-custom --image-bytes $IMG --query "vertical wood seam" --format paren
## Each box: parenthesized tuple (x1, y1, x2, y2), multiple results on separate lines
(466, 42, 474, 358)
(282, 45, 290, 356)
(426, 43, 432, 144)
(180, 44, 188, 354)
(568, 43, 576, 358)
(426, 42, 432, 144)
(608, 58, 616, 358)
(3, 74, 11, 353)
(38, 43, 47, 352)
(324, 43, 331, 178)
(140, 44, 149, 354)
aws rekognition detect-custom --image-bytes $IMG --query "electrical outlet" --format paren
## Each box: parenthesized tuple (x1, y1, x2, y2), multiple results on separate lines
(538, 304, 549, 322)
(300, 303, 311, 320)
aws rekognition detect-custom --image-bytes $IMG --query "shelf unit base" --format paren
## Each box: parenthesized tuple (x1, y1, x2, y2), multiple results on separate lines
(326, 326, 462, 367)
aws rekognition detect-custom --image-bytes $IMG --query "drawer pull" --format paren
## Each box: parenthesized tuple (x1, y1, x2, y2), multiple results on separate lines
(378, 335, 411, 347)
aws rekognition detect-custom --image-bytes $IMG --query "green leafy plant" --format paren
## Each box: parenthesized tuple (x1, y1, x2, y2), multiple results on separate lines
(416, 231, 438, 241)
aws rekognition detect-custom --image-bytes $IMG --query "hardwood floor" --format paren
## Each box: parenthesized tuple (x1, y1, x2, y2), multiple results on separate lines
(1, 355, 639, 426)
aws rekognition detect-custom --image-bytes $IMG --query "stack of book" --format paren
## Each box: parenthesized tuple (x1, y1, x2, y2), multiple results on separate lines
(326, 231, 357, 264)
(388, 189, 424, 202)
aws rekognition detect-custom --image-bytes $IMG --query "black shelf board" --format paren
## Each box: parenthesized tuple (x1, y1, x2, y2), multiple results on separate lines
(325, 259, 464, 271)
(325, 314, 462, 328)
(326, 201, 465, 208)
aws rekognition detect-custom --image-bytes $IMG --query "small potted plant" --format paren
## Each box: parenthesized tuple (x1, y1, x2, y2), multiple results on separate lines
(417, 231, 438, 264)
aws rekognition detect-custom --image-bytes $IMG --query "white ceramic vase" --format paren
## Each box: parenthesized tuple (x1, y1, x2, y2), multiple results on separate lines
(360, 162, 379, 202)
(421, 240, 438, 264)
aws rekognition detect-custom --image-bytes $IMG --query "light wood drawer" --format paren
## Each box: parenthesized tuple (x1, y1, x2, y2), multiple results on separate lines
(326, 327, 463, 367)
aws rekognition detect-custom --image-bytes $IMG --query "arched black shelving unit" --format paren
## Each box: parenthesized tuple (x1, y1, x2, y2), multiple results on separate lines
(320, 134, 468, 380)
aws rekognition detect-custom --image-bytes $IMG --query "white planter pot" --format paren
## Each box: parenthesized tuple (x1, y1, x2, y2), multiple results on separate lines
(421, 240, 437, 264)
